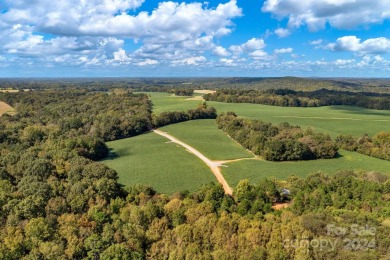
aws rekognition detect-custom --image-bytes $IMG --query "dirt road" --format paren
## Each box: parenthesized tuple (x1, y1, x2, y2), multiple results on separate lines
(153, 129, 233, 195)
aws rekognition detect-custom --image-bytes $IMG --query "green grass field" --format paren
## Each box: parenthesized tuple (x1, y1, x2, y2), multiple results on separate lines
(105, 92, 390, 193)
(145, 92, 204, 113)
(208, 102, 390, 137)
(102, 132, 215, 194)
(222, 150, 390, 187)
(160, 119, 253, 160)
(146, 92, 390, 137)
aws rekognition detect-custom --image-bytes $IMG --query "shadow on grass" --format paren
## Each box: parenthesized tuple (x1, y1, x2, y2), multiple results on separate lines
(334, 152, 344, 159)
(104, 131, 157, 160)
(328, 105, 390, 117)
(105, 149, 119, 160)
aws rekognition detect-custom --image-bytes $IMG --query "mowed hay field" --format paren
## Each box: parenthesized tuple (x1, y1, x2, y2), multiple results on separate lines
(146, 92, 390, 137)
(0, 102, 14, 116)
(0, 89, 19, 93)
(222, 150, 390, 187)
(208, 102, 390, 137)
(160, 119, 253, 160)
(145, 92, 204, 113)
(102, 132, 215, 194)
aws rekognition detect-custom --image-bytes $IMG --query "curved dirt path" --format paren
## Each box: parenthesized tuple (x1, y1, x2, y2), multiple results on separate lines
(153, 129, 233, 195)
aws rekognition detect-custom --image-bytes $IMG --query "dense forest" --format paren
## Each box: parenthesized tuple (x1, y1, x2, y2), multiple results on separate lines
(217, 112, 338, 161)
(153, 103, 217, 127)
(0, 89, 153, 160)
(204, 89, 390, 110)
(336, 132, 390, 161)
(1, 152, 389, 259)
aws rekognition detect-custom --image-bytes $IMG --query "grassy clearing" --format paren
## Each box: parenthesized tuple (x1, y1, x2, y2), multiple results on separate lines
(208, 102, 390, 137)
(145, 92, 204, 113)
(160, 119, 253, 160)
(0, 89, 19, 93)
(102, 132, 215, 194)
(222, 150, 390, 187)
(0, 102, 14, 116)
(145, 92, 390, 137)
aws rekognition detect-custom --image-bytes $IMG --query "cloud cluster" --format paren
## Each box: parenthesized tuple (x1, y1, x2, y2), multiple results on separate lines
(328, 36, 390, 54)
(229, 38, 269, 60)
(0, 0, 389, 76)
(1, 25, 123, 57)
(274, 48, 293, 54)
(262, 0, 390, 31)
(274, 28, 290, 38)
(0, 0, 242, 66)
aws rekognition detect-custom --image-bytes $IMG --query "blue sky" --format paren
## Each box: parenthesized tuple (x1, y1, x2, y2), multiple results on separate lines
(0, 0, 390, 77)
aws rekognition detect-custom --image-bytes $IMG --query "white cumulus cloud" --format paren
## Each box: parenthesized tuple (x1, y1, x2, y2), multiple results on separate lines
(229, 38, 266, 55)
(310, 39, 323, 45)
(275, 28, 290, 38)
(262, 0, 390, 31)
(0, 0, 242, 66)
(138, 59, 158, 66)
(249, 50, 270, 60)
(212, 46, 230, 57)
(112, 48, 132, 63)
(172, 56, 207, 65)
(328, 36, 390, 54)
(274, 48, 293, 54)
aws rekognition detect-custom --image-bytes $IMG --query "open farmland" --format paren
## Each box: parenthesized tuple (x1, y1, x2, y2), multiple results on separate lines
(160, 119, 253, 160)
(222, 150, 390, 187)
(103, 91, 390, 193)
(145, 92, 204, 113)
(102, 131, 215, 194)
(147, 92, 390, 137)
(208, 102, 390, 137)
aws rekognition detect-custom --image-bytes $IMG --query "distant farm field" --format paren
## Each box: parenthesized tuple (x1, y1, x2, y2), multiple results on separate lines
(146, 92, 390, 137)
(0, 89, 19, 93)
(105, 92, 390, 193)
(145, 92, 204, 113)
(160, 119, 253, 160)
(0, 102, 14, 116)
(157, 119, 390, 188)
(102, 132, 215, 194)
(222, 150, 390, 187)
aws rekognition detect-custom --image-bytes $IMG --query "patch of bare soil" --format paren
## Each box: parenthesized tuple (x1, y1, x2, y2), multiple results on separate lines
(194, 90, 216, 94)
(272, 203, 290, 210)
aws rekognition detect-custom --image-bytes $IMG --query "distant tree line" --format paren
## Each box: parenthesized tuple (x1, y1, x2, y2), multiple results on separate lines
(2, 77, 390, 93)
(336, 132, 390, 161)
(217, 112, 338, 161)
(205, 88, 390, 110)
(170, 89, 194, 96)
(153, 103, 217, 127)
